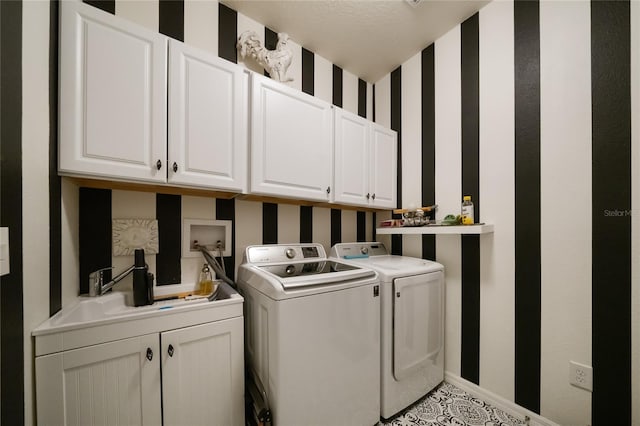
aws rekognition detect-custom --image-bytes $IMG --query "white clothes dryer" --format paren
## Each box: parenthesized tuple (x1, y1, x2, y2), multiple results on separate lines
(331, 242, 444, 419)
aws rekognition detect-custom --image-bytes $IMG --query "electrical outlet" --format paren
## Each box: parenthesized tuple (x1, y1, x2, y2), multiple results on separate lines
(569, 361, 593, 392)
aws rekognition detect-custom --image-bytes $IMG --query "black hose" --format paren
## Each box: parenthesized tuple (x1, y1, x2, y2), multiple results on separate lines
(196, 245, 236, 290)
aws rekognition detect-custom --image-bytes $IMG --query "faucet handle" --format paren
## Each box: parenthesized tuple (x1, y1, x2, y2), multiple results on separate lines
(89, 267, 113, 297)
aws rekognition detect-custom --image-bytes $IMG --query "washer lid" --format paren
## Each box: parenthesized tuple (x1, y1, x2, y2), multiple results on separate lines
(256, 260, 375, 289)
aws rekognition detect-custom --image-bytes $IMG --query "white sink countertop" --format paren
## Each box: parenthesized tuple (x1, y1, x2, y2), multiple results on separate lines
(33, 282, 243, 357)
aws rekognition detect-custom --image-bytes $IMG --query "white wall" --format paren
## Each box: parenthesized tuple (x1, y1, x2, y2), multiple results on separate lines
(21, 2, 52, 424)
(478, 0, 515, 401)
(372, 73, 392, 249)
(432, 24, 463, 378)
(400, 52, 422, 259)
(539, 2, 592, 423)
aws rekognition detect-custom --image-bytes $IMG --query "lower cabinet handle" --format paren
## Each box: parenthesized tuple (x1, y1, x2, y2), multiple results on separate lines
(168, 344, 174, 357)
(366, 193, 370, 200)
(172, 162, 178, 173)
(146, 347, 153, 361)
(372, 193, 376, 200)
(156, 160, 162, 170)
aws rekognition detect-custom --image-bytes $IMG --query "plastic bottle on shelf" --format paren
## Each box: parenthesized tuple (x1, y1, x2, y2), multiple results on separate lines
(461, 196, 474, 225)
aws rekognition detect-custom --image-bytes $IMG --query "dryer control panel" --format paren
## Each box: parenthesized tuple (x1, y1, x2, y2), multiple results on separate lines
(331, 242, 389, 259)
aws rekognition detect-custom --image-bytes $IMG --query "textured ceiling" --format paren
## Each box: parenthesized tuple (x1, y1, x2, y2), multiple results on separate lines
(223, 0, 490, 82)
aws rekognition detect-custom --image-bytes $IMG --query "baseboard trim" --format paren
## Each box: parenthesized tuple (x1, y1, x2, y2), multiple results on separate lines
(444, 372, 559, 426)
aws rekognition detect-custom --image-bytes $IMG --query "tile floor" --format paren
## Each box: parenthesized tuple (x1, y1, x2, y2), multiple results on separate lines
(380, 382, 527, 426)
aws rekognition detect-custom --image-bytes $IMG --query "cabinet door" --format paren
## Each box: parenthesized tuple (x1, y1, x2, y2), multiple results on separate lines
(370, 123, 398, 209)
(333, 108, 371, 206)
(161, 317, 245, 426)
(251, 73, 333, 201)
(35, 334, 161, 426)
(168, 40, 248, 192)
(59, 1, 167, 183)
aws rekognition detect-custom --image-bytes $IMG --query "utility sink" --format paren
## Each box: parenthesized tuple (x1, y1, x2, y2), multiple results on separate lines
(48, 291, 209, 326)
(32, 282, 244, 357)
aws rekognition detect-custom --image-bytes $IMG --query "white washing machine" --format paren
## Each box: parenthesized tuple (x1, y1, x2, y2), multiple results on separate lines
(238, 244, 381, 426)
(331, 242, 444, 419)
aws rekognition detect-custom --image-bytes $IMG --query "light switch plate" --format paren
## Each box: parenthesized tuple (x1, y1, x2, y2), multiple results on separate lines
(0, 227, 9, 276)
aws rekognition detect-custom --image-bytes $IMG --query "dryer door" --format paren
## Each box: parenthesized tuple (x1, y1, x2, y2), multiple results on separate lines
(393, 271, 443, 381)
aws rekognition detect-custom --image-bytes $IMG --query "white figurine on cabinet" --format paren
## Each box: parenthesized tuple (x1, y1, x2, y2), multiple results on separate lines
(237, 30, 294, 82)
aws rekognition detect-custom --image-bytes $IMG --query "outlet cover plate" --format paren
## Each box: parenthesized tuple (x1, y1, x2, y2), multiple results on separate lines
(569, 361, 593, 392)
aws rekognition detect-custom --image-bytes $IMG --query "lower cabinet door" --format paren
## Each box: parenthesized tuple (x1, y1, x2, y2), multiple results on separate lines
(161, 317, 245, 426)
(35, 334, 161, 426)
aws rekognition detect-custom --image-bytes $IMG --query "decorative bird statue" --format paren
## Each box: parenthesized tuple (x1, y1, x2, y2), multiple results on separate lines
(237, 30, 294, 83)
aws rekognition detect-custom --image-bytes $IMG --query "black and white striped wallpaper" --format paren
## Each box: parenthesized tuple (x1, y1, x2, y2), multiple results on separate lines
(374, 1, 639, 425)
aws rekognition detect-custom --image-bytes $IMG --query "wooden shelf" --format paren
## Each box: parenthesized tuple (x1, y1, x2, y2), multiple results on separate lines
(376, 224, 494, 235)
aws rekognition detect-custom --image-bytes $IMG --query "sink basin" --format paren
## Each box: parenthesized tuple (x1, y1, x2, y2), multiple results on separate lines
(34, 282, 241, 337)
(33, 281, 244, 358)
(49, 291, 210, 326)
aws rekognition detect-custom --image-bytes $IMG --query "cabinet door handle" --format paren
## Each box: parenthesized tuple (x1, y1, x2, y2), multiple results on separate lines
(366, 193, 370, 200)
(156, 159, 162, 170)
(326, 186, 331, 194)
(172, 162, 178, 173)
(146, 347, 153, 361)
(372, 193, 376, 200)
(168, 344, 174, 357)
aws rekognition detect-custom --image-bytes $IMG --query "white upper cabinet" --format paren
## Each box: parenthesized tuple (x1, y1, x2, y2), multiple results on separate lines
(333, 108, 397, 208)
(168, 40, 248, 192)
(250, 73, 333, 202)
(333, 108, 371, 205)
(59, 1, 168, 183)
(57, 2, 396, 206)
(370, 123, 397, 209)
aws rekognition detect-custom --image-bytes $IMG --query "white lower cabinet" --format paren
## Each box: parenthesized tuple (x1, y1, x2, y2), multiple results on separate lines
(161, 318, 245, 426)
(35, 318, 244, 426)
(35, 334, 161, 426)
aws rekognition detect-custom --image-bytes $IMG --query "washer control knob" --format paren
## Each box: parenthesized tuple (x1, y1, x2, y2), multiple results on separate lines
(361, 247, 369, 255)
(285, 248, 296, 259)
(285, 265, 296, 275)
